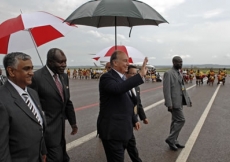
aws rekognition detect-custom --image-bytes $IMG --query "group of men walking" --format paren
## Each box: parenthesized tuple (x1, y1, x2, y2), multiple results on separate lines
(0, 48, 192, 162)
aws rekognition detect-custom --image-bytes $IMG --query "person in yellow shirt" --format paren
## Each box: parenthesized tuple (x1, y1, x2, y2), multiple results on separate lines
(67, 68, 71, 78)
(207, 68, 215, 85)
(217, 69, 226, 85)
(195, 69, 202, 85)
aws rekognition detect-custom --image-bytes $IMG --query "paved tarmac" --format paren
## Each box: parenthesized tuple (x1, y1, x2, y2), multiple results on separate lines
(63, 76, 230, 162)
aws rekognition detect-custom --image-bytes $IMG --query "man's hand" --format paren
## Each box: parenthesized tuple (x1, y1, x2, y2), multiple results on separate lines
(134, 122, 140, 131)
(168, 106, 173, 112)
(139, 57, 148, 77)
(42, 155, 46, 162)
(143, 119, 149, 124)
(71, 124, 78, 135)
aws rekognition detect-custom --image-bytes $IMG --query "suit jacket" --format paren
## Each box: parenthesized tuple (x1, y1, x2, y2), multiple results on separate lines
(163, 67, 191, 108)
(0, 75, 7, 86)
(97, 69, 144, 141)
(134, 86, 146, 120)
(0, 81, 46, 162)
(30, 66, 76, 148)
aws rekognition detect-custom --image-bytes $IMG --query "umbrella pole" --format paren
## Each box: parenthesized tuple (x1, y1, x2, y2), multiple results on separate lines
(28, 29, 44, 66)
(115, 16, 117, 50)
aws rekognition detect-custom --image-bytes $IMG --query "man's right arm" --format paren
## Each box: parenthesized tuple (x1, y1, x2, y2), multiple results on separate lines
(0, 102, 12, 162)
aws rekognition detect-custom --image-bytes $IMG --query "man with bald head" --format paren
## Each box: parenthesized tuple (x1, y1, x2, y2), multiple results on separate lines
(97, 50, 148, 162)
(163, 56, 192, 151)
(30, 48, 78, 162)
(105, 62, 111, 72)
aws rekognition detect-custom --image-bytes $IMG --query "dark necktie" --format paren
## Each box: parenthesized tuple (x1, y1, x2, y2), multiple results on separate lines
(122, 75, 126, 81)
(22, 93, 42, 126)
(178, 71, 184, 85)
(53, 74, 64, 101)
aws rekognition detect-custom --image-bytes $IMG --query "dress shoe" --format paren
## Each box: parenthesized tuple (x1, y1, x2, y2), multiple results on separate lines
(176, 144, 185, 148)
(165, 139, 178, 151)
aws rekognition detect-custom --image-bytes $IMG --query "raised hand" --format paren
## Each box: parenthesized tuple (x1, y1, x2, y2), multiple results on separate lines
(139, 57, 148, 77)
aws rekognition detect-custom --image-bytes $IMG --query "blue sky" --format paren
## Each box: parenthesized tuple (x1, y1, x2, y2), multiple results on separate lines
(0, 0, 230, 66)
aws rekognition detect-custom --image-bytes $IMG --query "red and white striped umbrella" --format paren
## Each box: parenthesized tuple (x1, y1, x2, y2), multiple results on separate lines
(0, 11, 76, 65)
(93, 45, 145, 63)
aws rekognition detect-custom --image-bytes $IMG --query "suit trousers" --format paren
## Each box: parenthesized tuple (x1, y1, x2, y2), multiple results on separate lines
(166, 106, 185, 144)
(46, 139, 69, 162)
(127, 134, 142, 162)
(102, 139, 129, 162)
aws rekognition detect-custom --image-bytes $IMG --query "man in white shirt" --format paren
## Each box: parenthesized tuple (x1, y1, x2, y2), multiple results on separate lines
(0, 52, 46, 162)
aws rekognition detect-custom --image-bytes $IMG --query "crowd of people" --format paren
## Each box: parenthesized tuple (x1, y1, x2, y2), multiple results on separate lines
(66, 68, 105, 80)
(64, 67, 163, 83)
(181, 68, 227, 85)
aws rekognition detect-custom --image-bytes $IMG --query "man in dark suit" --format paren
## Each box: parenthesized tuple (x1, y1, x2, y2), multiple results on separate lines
(125, 65, 148, 162)
(97, 51, 148, 162)
(0, 52, 46, 162)
(163, 56, 192, 151)
(30, 48, 78, 162)
(0, 68, 7, 86)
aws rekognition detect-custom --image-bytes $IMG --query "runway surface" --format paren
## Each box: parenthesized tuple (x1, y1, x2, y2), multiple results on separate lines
(64, 76, 230, 162)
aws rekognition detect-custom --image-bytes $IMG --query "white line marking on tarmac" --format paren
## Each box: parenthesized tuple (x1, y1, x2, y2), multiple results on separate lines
(176, 83, 221, 162)
(66, 84, 196, 152)
(67, 131, 97, 151)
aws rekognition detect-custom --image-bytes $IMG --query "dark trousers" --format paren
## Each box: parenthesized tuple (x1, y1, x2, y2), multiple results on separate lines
(46, 140, 69, 162)
(102, 139, 129, 162)
(127, 134, 142, 162)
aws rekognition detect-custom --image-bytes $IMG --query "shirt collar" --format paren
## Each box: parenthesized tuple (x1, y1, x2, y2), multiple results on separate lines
(8, 79, 28, 96)
(112, 68, 125, 79)
(46, 65, 59, 78)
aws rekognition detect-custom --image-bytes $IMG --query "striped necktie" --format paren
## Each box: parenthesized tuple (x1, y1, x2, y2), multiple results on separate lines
(0, 75, 4, 85)
(22, 93, 42, 126)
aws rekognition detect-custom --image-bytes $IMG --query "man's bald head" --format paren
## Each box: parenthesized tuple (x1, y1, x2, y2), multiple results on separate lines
(172, 56, 182, 70)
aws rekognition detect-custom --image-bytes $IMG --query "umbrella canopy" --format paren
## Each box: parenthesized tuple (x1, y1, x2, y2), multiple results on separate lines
(65, 0, 168, 46)
(0, 11, 75, 65)
(93, 45, 145, 63)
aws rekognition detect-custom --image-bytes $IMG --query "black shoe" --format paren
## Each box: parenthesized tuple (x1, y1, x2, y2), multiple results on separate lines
(175, 144, 185, 148)
(165, 139, 178, 151)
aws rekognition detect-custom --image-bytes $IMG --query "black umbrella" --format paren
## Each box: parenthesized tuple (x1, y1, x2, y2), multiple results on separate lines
(65, 0, 168, 47)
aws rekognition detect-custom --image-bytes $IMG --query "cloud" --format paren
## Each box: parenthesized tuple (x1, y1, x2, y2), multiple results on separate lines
(143, 0, 185, 13)
(203, 9, 224, 19)
(139, 36, 154, 42)
(186, 9, 224, 19)
(148, 57, 156, 60)
(156, 39, 164, 43)
(163, 54, 191, 59)
(225, 53, 230, 59)
(86, 30, 128, 44)
(180, 55, 191, 59)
